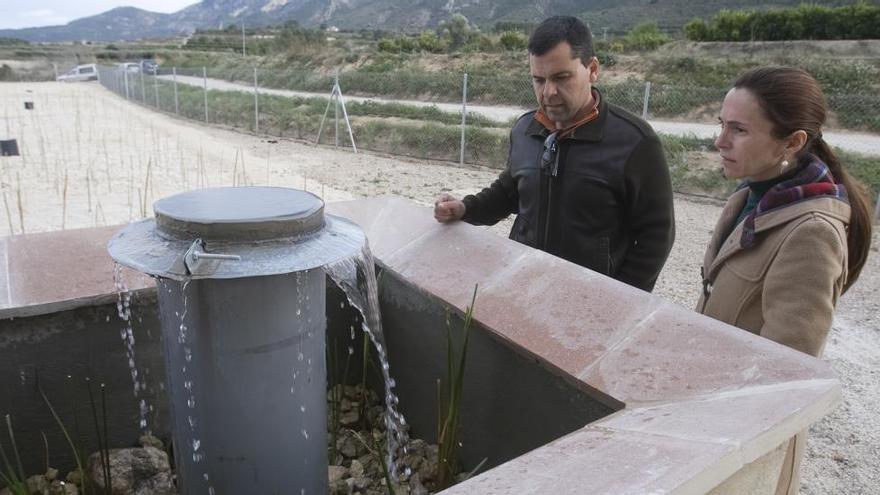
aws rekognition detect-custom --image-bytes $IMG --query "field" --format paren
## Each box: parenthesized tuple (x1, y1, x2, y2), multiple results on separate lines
(1, 80, 878, 494)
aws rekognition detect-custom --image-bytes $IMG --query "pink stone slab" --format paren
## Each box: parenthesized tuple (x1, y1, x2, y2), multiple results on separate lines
(442, 426, 738, 495)
(329, 196, 840, 494)
(1, 226, 153, 318)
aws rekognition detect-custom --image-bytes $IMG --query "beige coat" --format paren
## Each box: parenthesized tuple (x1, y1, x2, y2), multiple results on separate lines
(697, 188, 850, 495)
(698, 188, 850, 357)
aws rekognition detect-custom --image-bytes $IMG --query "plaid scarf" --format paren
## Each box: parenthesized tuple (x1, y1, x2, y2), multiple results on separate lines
(740, 154, 848, 248)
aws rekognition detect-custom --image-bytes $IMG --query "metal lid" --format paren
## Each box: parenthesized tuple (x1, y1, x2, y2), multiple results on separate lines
(108, 187, 365, 281)
(154, 187, 325, 242)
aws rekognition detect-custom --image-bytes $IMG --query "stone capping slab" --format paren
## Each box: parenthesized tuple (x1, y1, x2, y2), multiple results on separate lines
(0, 226, 154, 319)
(327, 196, 841, 495)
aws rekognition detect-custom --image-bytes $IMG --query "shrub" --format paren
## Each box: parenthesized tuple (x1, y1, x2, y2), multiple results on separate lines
(499, 31, 527, 51)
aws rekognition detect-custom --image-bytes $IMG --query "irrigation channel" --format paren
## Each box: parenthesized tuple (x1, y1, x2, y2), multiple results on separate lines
(108, 187, 413, 493)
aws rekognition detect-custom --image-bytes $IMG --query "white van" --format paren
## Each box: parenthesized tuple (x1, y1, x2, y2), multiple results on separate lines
(57, 64, 98, 82)
(118, 62, 140, 73)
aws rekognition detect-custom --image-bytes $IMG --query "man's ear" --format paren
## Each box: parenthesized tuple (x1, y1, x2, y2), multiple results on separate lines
(586, 56, 599, 82)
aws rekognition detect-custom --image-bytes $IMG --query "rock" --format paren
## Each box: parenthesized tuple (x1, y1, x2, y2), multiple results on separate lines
(339, 409, 360, 426)
(351, 476, 372, 490)
(88, 446, 176, 495)
(26, 473, 50, 494)
(65, 470, 82, 486)
(337, 434, 358, 458)
(328, 479, 348, 495)
(418, 446, 439, 484)
(349, 459, 365, 478)
(44, 468, 59, 481)
(408, 474, 430, 495)
(139, 434, 164, 450)
(48, 480, 78, 495)
(328, 465, 349, 484)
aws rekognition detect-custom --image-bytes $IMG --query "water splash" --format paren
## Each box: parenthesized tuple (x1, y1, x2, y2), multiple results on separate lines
(113, 263, 150, 433)
(323, 243, 409, 479)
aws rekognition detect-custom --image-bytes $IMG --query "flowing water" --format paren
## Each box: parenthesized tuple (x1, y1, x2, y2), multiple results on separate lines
(113, 263, 150, 434)
(114, 241, 406, 491)
(324, 243, 411, 479)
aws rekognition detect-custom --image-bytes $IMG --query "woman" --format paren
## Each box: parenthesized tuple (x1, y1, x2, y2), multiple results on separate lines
(698, 67, 872, 494)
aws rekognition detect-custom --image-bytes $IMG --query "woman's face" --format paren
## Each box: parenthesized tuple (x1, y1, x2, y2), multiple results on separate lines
(715, 88, 790, 182)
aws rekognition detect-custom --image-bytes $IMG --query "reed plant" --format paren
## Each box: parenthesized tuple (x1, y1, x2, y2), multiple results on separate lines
(436, 284, 478, 489)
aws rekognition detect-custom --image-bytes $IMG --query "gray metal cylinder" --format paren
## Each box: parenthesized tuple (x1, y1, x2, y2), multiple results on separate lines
(109, 187, 364, 495)
(157, 271, 326, 494)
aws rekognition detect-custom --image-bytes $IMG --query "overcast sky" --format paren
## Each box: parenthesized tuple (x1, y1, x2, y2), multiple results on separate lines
(1, 1, 198, 30)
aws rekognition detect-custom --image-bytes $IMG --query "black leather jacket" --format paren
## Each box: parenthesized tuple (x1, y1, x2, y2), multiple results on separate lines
(462, 96, 675, 292)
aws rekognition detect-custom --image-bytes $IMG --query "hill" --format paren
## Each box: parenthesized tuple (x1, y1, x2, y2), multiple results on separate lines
(0, 0, 869, 42)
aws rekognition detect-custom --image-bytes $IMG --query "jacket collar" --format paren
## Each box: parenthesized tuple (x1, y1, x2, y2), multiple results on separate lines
(705, 194, 851, 280)
(525, 88, 607, 142)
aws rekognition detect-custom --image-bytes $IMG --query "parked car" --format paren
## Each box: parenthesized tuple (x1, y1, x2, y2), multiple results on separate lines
(140, 59, 159, 75)
(56, 64, 98, 82)
(118, 62, 140, 73)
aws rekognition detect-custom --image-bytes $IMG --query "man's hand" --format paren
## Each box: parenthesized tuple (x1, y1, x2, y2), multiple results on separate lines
(433, 193, 466, 223)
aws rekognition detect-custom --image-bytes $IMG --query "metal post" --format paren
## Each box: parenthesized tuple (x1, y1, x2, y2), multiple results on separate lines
(253, 67, 259, 133)
(460, 72, 468, 166)
(52, 63, 57, 81)
(242, 24, 247, 57)
(203, 67, 209, 123)
(334, 71, 339, 148)
(173, 67, 179, 115)
(140, 70, 146, 103)
(123, 71, 130, 100)
(642, 81, 652, 120)
(154, 72, 159, 109)
(874, 191, 880, 224)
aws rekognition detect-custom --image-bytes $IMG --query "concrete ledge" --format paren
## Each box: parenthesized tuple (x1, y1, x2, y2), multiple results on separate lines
(0, 226, 154, 319)
(327, 196, 840, 495)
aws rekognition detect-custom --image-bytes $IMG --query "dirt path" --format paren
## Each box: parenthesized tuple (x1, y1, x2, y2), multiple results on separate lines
(1, 81, 877, 494)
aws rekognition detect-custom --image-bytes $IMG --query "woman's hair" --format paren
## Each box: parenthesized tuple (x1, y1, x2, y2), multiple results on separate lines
(733, 66, 872, 293)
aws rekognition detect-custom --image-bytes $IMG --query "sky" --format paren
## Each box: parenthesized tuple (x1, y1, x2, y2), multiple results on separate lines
(1, 1, 198, 30)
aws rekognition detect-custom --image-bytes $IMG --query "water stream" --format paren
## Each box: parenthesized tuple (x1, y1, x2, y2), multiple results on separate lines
(113, 263, 151, 434)
(324, 243, 411, 480)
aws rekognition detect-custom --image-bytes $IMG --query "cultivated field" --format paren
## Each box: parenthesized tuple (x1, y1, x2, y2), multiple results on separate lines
(1, 81, 877, 493)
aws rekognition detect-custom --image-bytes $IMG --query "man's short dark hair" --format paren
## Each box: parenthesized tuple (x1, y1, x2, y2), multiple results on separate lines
(528, 16, 595, 63)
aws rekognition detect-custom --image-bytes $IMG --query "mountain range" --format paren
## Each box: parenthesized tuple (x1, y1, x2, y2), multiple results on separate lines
(0, 0, 859, 43)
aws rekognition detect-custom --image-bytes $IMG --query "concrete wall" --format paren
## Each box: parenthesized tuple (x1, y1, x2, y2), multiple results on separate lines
(0, 291, 169, 475)
(326, 271, 618, 472)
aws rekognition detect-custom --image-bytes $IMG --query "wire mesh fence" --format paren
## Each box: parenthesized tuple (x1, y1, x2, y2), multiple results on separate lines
(96, 64, 880, 171)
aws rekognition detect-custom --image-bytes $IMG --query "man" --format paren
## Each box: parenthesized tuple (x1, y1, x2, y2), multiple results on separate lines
(434, 16, 674, 292)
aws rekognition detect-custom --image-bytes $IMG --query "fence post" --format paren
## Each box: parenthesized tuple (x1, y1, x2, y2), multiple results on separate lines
(203, 67, 209, 123)
(253, 67, 259, 133)
(334, 70, 339, 148)
(123, 71, 130, 100)
(642, 81, 651, 120)
(460, 72, 468, 166)
(140, 70, 146, 103)
(154, 72, 159, 109)
(242, 24, 247, 57)
(874, 191, 880, 224)
(173, 67, 179, 115)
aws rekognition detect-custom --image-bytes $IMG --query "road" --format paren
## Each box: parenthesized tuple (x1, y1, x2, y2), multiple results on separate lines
(163, 74, 880, 156)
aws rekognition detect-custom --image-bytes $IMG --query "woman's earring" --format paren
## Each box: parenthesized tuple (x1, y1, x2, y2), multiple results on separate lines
(781, 159, 790, 169)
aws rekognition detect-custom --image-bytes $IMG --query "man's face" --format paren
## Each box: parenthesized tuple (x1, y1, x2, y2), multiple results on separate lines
(529, 41, 598, 129)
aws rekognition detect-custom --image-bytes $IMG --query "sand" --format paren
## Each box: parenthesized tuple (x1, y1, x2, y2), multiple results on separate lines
(1, 81, 877, 493)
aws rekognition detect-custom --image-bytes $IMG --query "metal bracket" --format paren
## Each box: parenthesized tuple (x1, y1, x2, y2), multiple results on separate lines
(183, 239, 242, 276)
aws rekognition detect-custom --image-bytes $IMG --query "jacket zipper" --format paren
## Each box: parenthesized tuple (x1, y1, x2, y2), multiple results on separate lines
(543, 177, 553, 250)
